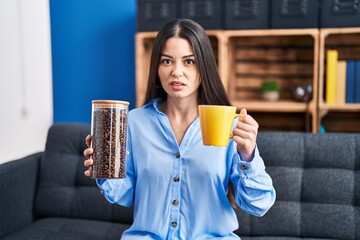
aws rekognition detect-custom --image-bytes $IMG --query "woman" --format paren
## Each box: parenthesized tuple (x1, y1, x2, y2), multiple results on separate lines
(84, 19, 275, 239)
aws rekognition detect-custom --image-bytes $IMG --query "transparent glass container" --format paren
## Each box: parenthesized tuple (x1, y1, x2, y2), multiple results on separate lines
(90, 100, 129, 178)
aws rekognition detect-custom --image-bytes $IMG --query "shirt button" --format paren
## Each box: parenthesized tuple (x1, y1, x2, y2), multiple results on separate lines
(176, 152, 180, 158)
(240, 165, 248, 171)
(171, 221, 177, 227)
(173, 176, 180, 182)
(172, 199, 179, 206)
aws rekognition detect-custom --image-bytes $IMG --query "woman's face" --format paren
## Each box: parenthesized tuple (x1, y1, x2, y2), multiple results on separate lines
(158, 37, 201, 102)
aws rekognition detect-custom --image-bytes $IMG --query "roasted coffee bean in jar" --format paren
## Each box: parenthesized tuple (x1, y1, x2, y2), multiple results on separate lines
(90, 100, 129, 179)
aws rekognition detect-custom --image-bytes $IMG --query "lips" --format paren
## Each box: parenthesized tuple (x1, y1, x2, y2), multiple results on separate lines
(169, 80, 186, 91)
(170, 81, 186, 86)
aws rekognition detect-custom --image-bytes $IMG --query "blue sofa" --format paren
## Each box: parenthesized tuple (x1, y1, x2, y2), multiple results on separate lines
(0, 123, 359, 239)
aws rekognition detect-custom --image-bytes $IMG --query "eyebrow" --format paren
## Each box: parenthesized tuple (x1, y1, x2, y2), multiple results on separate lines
(160, 53, 195, 59)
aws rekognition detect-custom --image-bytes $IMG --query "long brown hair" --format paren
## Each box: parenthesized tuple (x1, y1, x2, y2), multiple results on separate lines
(143, 19, 237, 208)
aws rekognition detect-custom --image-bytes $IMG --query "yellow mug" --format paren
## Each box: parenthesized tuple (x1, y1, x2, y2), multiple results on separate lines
(198, 105, 241, 146)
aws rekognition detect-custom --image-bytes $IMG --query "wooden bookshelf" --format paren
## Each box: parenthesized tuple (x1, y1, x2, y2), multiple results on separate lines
(224, 29, 319, 132)
(318, 28, 360, 133)
(232, 101, 310, 112)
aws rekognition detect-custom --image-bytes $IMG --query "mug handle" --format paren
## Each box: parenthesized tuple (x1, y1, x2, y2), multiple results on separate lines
(234, 113, 243, 119)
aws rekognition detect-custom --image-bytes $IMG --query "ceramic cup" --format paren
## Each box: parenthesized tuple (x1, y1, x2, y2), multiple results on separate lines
(198, 105, 241, 146)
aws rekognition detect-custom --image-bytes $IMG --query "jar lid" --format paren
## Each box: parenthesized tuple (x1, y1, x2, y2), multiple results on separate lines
(92, 100, 129, 108)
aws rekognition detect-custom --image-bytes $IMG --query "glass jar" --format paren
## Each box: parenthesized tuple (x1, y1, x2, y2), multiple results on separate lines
(90, 100, 129, 178)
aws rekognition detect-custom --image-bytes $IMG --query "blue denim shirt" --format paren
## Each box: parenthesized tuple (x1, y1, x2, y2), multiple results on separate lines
(97, 98, 276, 240)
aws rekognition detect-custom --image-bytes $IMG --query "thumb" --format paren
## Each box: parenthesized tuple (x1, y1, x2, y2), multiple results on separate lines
(240, 108, 247, 119)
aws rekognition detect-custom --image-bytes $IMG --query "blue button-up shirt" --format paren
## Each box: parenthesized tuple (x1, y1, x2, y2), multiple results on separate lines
(97, 98, 276, 240)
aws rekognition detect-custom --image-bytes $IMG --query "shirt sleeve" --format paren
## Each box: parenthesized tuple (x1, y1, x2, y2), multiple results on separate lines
(230, 144, 276, 217)
(95, 125, 136, 208)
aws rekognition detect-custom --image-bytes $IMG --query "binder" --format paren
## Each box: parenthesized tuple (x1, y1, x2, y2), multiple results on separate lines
(326, 50, 338, 104)
(336, 60, 347, 104)
(345, 61, 356, 103)
(355, 61, 360, 103)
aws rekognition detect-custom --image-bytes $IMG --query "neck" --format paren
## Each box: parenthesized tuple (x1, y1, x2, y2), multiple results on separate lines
(160, 98, 198, 121)
(159, 97, 199, 145)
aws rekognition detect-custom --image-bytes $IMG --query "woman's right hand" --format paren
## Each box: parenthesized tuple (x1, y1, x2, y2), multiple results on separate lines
(83, 135, 93, 177)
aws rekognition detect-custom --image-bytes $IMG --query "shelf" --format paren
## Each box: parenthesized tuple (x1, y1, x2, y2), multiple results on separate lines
(319, 103, 360, 112)
(320, 27, 360, 36)
(319, 103, 360, 120)
(232, 100, 311, 113)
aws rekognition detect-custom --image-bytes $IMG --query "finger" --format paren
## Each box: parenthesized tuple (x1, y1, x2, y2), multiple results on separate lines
(235, 120, 255, 133)
(84, 159, 94, 167)
(238, 109, 259, 128)
(232, 134, 256, 155)
(83, 148, 94, 158)
(232, 135, 246, 147)
(84, 170, 91, 177)
(232, 136, 254, 152)
(85, 135, 92, 147)
(233, 127, 255, 141)
(233, 117, 258, 142)
(239, 108, 247, 118)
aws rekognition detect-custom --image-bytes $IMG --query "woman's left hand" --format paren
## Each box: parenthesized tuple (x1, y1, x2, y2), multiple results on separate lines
(232, 108, 259, 162)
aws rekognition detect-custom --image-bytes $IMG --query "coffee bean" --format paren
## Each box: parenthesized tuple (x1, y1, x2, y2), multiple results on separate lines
(91, 108, 128, 178)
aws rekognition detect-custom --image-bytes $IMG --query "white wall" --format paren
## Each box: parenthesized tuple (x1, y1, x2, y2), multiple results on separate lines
(0, 0, 53, 164)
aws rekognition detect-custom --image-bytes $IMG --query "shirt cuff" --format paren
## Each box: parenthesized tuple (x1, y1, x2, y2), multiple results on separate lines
(236, 146, 265, 179)
(96, 179, 107, 187)
(96, 179, 119, 191)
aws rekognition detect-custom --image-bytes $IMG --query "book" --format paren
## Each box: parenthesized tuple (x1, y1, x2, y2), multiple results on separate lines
(336, 60, 347, 104)
(326, 50, 338, 104)
(345, 60, 356, 103)
(355, 61, 360, 103)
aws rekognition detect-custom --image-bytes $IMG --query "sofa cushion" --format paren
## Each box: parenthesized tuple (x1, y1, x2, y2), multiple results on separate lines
(0, 153, 41, 238)
(235, 132, 360, 240)
(34, 123, 133, 224)
(1, 218, 129, 240)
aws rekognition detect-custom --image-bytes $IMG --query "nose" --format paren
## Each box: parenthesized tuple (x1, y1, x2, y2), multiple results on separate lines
(172, 72, 183, 78)
(172, 64, 183, 78)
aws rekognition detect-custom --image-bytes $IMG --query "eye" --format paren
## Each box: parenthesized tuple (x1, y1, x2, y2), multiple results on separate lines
(160, 58, 172, 65)
(185, 58, 195, 65)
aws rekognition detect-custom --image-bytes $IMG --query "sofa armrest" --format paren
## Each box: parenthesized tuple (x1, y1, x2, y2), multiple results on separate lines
(0, 152, 42, 237)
